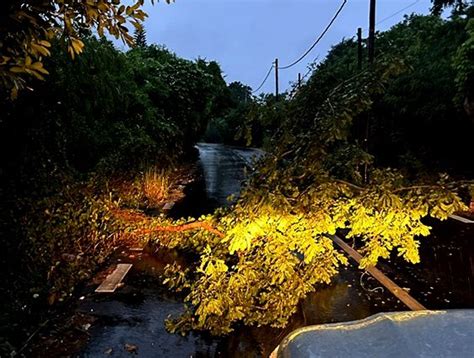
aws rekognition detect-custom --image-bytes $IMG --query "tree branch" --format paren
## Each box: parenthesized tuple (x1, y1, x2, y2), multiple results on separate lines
(334, 179, 365, 191)
(133, 221, 225, 238)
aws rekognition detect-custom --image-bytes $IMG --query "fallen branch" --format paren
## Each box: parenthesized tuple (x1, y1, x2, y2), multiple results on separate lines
(133, 221, 225, 238)
(14, 319, 50, 357)
(334, 179, 474, 194)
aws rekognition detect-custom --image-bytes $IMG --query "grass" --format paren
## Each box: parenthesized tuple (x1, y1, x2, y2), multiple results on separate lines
(143, 167, 172, 207)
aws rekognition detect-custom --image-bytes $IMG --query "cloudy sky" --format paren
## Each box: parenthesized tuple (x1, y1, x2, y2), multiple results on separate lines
(126, 0, 432, 93)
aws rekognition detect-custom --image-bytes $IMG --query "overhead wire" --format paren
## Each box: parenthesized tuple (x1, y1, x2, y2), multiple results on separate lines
(294, 0, 422, 88)
(251, 0, 347, 92)
(252, 63, 274, 93)
(376, 0, 421, 26)
(252, 0, 422, 94)
(357, 0, 422, 35)
(278, 0, 348, 70)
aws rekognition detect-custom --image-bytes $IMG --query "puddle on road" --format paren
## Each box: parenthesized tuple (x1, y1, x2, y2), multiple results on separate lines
(379, 219, 474, 310)
(78, 246, 404, 358)
(77, 143, 473, 357)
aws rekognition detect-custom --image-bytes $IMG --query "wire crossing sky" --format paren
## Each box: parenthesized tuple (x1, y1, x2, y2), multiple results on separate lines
(278, 0, 348, 70)
(133, 0, 432, 93)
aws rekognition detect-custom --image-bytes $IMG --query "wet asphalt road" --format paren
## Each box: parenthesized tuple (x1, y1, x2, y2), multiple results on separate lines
(78, 143, 261, 357)
(76, 143, 473, 357)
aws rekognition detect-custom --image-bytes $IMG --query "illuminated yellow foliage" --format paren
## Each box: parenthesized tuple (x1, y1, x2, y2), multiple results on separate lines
(140, 60, 471, 335)
(155, 171, 469, 335)
(0, 0, 172, 97)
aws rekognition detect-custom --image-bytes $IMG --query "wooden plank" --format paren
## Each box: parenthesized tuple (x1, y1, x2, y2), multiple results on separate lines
(331, 235, 426, 311)
(449, 214, 474, 224)
(163, 202, 175, 211)
(95, 263, 133, 293)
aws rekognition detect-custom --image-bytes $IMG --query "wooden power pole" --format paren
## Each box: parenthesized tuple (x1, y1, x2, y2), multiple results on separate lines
(275, 58, 279, 100)
(368, 0, 376, 64)
(357, 27, 363, 70)
(364, 0, 376, 183)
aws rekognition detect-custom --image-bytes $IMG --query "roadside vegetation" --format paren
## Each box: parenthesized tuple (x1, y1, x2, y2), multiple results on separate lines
(0, 30, 229, 354)
(154, 5, 474, 335)
(0, 0, 473, 354)
(210, 9, 474, 178)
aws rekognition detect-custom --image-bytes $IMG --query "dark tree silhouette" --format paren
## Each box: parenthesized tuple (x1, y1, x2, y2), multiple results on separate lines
(431, 0, 469, 14)
(134, 26, 147, 48)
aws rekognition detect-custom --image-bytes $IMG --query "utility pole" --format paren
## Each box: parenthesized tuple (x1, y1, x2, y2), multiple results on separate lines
(357, 27, 363, 70)
(298, 73, 302, 88)
(364, 0, 376, 183)
(368, 0, 376, 65)
(275, 58, 279, 100)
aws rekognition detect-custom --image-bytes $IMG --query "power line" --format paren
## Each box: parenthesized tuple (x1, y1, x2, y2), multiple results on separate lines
(376, 0, 421, 26)
(358, 0, 421, 35)
(252, 0, 420, 95)
(279, 0, 348, 70)
(291, 0, 421, 89)
(252, 63, 274, 93)
(301, 67, 312, 81)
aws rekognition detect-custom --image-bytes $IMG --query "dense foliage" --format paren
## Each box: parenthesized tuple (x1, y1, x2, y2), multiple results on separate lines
(0, 33, 229, 353)
(1, 36, 226, 185)
(0, 0, 163, 97)
(227, 10, 474, 176)
(431, 0, 471, 15)
(1, 0, 473, 351)
(454, 17, 474, 116)
(305, 11, 473, 176)
(148, 9, 474, 336)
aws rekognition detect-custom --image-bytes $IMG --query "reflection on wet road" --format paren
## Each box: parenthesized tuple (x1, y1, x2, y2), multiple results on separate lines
(79, 143, 473, 357)
(196, 143, 257, 206)
(79, 143, 262, 357)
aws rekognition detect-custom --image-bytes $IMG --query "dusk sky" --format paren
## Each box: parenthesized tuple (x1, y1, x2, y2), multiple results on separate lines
(124, 0, 433, 93)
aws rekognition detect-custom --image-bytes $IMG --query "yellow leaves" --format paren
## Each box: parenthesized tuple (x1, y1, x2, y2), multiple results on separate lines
(97, 2, 109, 12)
(426, 190, 468, 220)
(154, 169, 471, 336)
(64, 15, 73, 32)
(8, 56, 49, 81)
(10, 86, 19, 100)
(134, 9, 147, 22)
(342, 183, 468, 268)
(126, 1, 142, 16)
(30, 40, 52, 57)
(301, 239, 322, 264)
(86, 6, 99, 20)
(0, 56, 11, 66)
(38, 40, 51, 47)
(3, 0, 150, 95)
(201, 258, 228, 276)
(379, 192, 402, 210)
(203, 299, 223, 316)
(396, 238, 421, 264)
(67, 38, 85, 60)
(225, 218, 265, 254)
(198, 246, 228, 277)
(9, 66, 24, 74)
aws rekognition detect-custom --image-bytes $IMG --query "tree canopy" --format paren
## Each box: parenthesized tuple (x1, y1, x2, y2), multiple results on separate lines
(1, 0, 473, 350)
(431, 0, 470, 14)
(0, 0, 165, 97)
(151, 8, 474, 335)
(133, 25, 148, 48)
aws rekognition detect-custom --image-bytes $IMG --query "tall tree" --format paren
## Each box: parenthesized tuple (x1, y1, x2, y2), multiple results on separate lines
(134, 26, 148, 48)
(0, 0, 163, 98)
(228, 81, 252, 104)
(431, 0, 469, 14)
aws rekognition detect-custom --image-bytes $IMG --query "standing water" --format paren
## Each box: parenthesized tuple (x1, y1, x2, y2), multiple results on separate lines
(76, 143, 473, 357)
